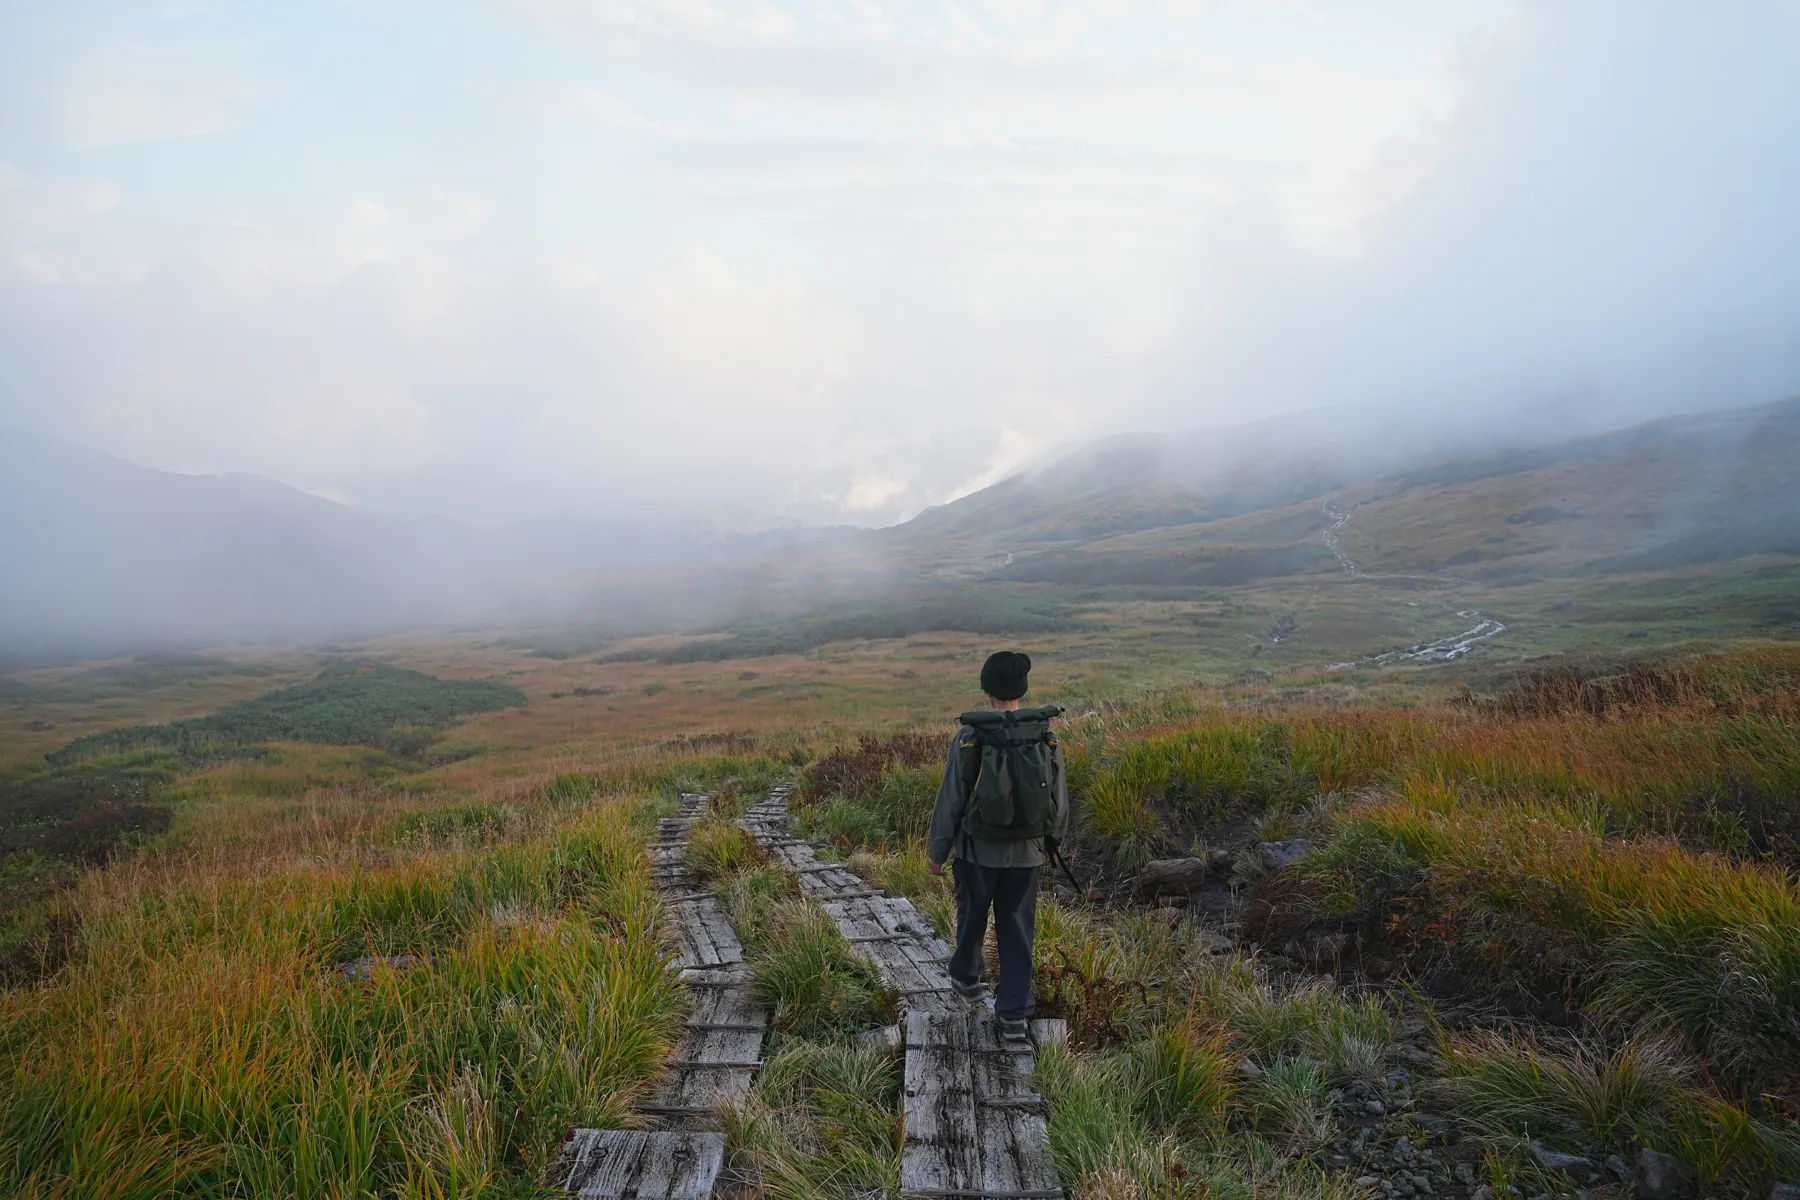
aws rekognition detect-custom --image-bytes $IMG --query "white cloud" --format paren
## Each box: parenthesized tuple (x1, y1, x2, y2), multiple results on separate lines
(2, 0, 1795, 535)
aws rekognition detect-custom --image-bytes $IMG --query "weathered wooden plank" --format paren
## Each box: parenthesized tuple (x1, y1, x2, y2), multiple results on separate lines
(559, 1130, 725, 1199)
(687, 986, 767, 1029)
(901, 1010, 980, 1197)
(745, 786, 1062, 1200)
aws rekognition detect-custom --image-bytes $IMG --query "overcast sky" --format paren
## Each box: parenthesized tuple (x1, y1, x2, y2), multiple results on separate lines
(2, 1, 1797, 529)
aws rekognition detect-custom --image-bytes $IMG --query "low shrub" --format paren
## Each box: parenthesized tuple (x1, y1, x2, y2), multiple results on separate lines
(1131, 1020, 1235, 1132)
(750, 901, 888, 1042)
(1272, 792, 1800, 1093)
(724, 1040, 901, 1200)
(797, 799, 886, 850)
(1245, 1056, 1335, 1152)
(685, 818, 769, 883)
(1438, 1033, 1800, 1185)
(799, 734, 942, 807)
(394, 803, 513, 843)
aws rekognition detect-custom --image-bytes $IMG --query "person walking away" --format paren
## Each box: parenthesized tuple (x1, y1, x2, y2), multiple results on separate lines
(926, 650, 1067, 1043)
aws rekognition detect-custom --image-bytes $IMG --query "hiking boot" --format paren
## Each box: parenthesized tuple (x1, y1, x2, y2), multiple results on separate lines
(999, 1017, 1032, 1044)
(951, 979, 990, 1004)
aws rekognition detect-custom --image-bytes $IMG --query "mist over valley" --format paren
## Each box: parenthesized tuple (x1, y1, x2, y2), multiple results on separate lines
(4, 4, 1800, 1198)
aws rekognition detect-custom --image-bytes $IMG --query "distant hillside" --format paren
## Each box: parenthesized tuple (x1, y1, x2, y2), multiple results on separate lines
(0, 433, 472, 653)
(882, 397, 1800, 587)
(0, 433, 849, 657)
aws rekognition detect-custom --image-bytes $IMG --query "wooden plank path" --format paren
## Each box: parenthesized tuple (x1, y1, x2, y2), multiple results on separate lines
(558, 793, 769, 1199)
(743, 786, 1064, 1200)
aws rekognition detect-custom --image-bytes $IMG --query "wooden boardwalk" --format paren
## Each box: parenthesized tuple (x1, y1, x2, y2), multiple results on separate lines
(558, 793, 769, 1199)
(743, 787, 1064, 1200)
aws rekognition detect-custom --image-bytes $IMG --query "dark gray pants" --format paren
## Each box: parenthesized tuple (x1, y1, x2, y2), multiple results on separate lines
(949, 860, 1039, 1021)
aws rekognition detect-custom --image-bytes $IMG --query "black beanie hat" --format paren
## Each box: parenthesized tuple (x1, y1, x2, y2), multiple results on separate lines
(979, 651, 1031, 701)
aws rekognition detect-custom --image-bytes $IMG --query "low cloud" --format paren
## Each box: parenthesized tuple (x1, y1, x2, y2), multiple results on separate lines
(0, 1, 1796, 531)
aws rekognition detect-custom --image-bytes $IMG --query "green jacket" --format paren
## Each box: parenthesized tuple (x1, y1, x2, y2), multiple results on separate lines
(927, 707, 1069, 868)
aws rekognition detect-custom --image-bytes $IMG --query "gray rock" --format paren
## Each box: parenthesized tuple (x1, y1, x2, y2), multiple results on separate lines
(1236, 1058, 1264, 1080)
(1606, 1156, 1629, 1182)
(1355, 1177, 1380, 1189)
(1208, 847, 1235, 870)
(1410, 1112, 1452, 1136)
(1769, 1185, 1800, 1200)
(1470, 1189, 1494, 1200)
(1530, 1142, 1595, 1174)
(857, 1025, 902, 1053)
(1137, 857, 1210, 894)
(1366, 1099, 1386, 1116)
(1455, 1164, 1478, 1187)
(1257, 838, 1312, 870)
(334, 954, 428, 982)
(1632, 1150, 1697, 1200)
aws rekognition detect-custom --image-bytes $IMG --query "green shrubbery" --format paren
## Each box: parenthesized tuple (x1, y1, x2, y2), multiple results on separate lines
(749, 901, 889, 1042)
(46, 664, 525, 767)
(723, 1040, 901, 1200)
(684, 817, 768, 882)
(602, 590, 1083, 663)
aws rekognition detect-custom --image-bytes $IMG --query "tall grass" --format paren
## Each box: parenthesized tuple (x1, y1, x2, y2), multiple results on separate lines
(0, 801, 683, 1198)
(748, 900, 889, 1042)
(1438, 1033, 1800, 1185)
(1278, 790, 1800, 1093)
(722, 1040, 901, 1200)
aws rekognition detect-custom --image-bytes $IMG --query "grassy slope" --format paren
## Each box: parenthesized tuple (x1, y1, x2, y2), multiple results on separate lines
(2, 606, 1799, 1195)
(787, 651, 1800, 1196)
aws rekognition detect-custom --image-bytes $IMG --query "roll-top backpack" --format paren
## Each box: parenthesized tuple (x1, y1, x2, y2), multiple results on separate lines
(956, 705, 1063, 842)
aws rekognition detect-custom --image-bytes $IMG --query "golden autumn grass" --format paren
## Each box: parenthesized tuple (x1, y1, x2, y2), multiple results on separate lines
(0, 775, 693, 1198)
(3, 632, 1799, 1196)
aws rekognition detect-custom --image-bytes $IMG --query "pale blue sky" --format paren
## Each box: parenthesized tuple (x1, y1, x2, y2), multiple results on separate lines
(3, 1, 1797, 527)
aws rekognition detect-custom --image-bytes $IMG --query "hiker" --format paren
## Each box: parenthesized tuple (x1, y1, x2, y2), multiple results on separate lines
(926, 650, 1067, 1039)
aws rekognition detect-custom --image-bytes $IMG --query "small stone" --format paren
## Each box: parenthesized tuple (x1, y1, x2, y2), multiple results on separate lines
(1256, 838, 1313, 870)
(1471, 1189, 1494, 1200)
(1632, 1149, 1697, 1200)
(1769, 1186, 1800, 1200)
(1606, 1156, 1629, 1182)
(1356, 1177, 1380, 1189)
(1456, 1164, 1478, 1187)
(1137, 856, 1209, 895)
(334, 954, 428, 982)
(1366, 1099, 1387, 1116)
(1393, 1137, 1415, 1160)
(1237, 1058, 1263, 1080)
(1530, 1142, 1596, 1175)
(857, 1025, 902, 1052)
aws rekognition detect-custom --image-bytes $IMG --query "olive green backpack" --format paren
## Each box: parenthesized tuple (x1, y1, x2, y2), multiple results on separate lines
(955, 705, 1063, 841)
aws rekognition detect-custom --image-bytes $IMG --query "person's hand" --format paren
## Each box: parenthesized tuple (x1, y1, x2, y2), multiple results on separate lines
(927, 858, 946, 877)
